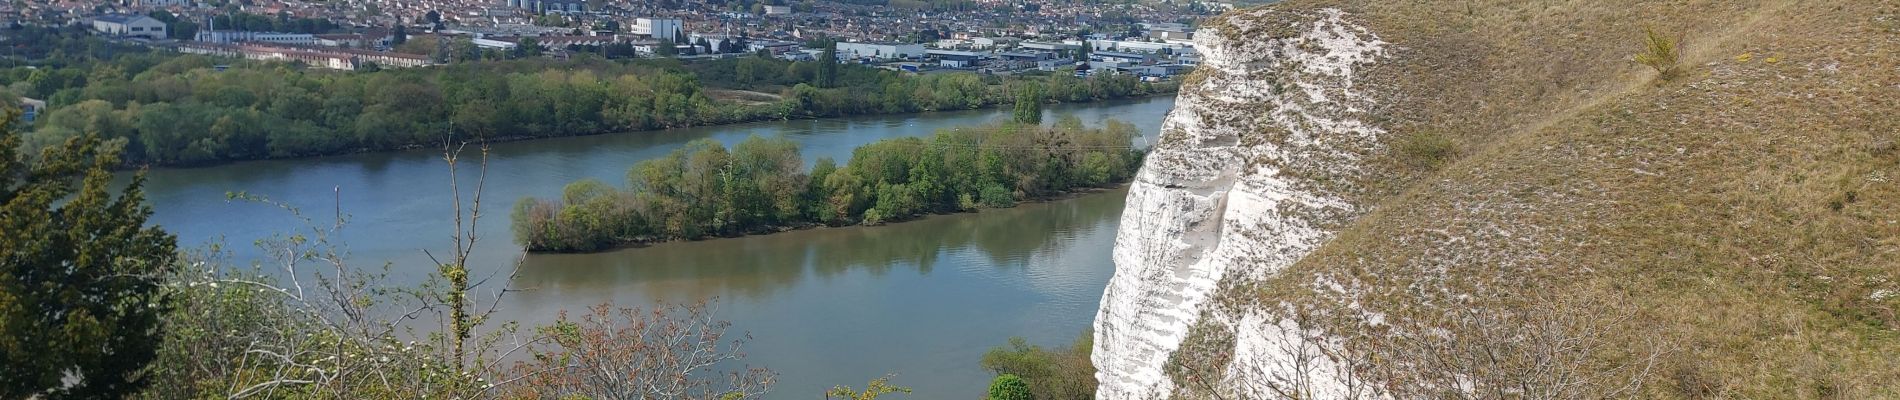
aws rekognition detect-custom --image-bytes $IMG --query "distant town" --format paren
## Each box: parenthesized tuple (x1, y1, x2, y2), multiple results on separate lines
(3, 0, 1228, 81)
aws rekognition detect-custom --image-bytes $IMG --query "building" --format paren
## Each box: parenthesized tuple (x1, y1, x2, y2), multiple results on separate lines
(926, 49, 982, 68)
(1092, 51, 1152, 64)
(1019, 41, 1079, 53)
(1129, 64, 1191, 78)
(472, 37, 519, 50)
(689, 33, 743, 53)
(633, 18, 683, 41)
(1089, 39, 1190, 54)
(747, 39, 799, 54)
(91, 14, 167, 39)
(136, 0, 193, 7)
(508, 0, 586, 13)
(1141, 22, 1195, 41)
(1036, 59, 1067, 71)
(314, 33, 392, 49)
(178, 43, 432, 70)
(970, 37, 1015, 49)
(536, 35, 618, 48)
(999, 51, 1051, 62)
(763, 5, 791, 15)
(197, 31, 318, 45)
(18, 97, 43, 123)
(835, 41, 924, 60)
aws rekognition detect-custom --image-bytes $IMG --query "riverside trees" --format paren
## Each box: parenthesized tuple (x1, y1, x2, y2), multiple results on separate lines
(5, 27, 1170, 167)
(0, 114, 177, 398)
(512, 117, 1144, 252)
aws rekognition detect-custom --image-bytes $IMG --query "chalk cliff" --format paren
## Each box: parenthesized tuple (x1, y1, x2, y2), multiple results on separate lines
(1094, 1, 1900, 398)
(1090, 7, 1388, 399)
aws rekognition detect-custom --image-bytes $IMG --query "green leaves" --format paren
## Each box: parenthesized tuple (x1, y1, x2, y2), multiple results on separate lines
(1634, 27, 1682, 81)
(987, 374, 1033, 400)
(1, 120, 178, 398)
(513, 119, 1143, 252)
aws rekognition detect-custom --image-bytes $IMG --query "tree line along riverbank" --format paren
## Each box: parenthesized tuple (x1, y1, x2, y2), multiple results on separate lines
(510, 116, 1143, 252)
(2, 26, 1175, 168)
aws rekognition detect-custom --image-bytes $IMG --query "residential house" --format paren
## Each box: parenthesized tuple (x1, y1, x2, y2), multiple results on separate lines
(136, 0, 193, 7)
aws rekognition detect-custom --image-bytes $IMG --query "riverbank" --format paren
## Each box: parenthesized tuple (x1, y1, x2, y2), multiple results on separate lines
(22, 49, 1175, 170)
(140, 91, 1177, 172)
(121, 97, 1172, 399)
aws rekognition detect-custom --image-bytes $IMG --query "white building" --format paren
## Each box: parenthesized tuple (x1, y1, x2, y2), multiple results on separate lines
(91, 14, 167, 39)
(835, 41, 924, 60)
(1019, 41, 1079, 52)
(763, 5, 791, 15)
(472, 38, 519, 50)
(748, 39, 799, 54)
(1088, 39, 1191, 54)
(197, 31, 318, 45)
(633, 18, 683, 41)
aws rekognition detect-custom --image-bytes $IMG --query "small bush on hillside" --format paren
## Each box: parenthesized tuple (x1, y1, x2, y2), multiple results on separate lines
(1635, 27, 1682, 80)
(1396, 131, 1459, 170)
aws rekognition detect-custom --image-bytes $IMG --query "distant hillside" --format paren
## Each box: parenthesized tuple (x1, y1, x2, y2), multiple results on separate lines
(1095, 0, 1899, 398)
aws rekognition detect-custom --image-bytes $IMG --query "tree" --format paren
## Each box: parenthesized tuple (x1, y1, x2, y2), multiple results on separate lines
(988, 374, 1033, 400)
(825, 375, 911, 400)
(506, 302, 777, 399)
(656, 39, 679, 56)
(424, 10, 443, 31)
(392, 25, 409, 45)
(516, 37, 543, 58)
(817, 40, 840, 88)
(1634, 27, 1680, 80)
(1013, 84, 1042, 125)
(1, 118, 179, 398)
(981, 333, 1095, 400)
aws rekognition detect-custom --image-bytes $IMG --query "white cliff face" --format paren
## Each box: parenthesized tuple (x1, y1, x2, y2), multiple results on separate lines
(1092, 8, 1387, 399)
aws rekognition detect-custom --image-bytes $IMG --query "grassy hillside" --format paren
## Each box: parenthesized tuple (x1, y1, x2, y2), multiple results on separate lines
(1180, 0, 1899, 398)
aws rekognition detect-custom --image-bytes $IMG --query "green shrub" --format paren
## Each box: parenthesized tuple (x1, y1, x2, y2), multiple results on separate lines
(1635, 27, 1681, 80)
(1396, 131, 1459, 170)
(980, 184, 1016, 208)
(987, 374, 1033, 400)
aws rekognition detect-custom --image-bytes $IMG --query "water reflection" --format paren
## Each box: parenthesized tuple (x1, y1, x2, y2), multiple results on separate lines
(125, 97, 1172, 399)
(513, 187, 1127, 304)
(503, 187, 1127, 398)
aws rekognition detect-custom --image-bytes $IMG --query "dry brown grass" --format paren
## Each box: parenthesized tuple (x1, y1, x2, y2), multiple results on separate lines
(1175, 0, 1900, 398)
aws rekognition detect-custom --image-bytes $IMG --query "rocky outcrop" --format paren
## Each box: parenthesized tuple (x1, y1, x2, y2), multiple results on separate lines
(1094, 0, 1900, 398)
(1091, 8, 1389, 399)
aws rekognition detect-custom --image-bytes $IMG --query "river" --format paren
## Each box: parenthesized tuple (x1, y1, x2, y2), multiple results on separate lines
(130, 96, 1175, 398)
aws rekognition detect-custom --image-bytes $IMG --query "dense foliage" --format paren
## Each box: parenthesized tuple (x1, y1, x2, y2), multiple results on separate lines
(4, 27, 1172, 167)
(987, 375, 1033, 400)
(512, 117, 1142, 252)
(0, 115, 177, 398)
(980, 332, 1097, 400)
